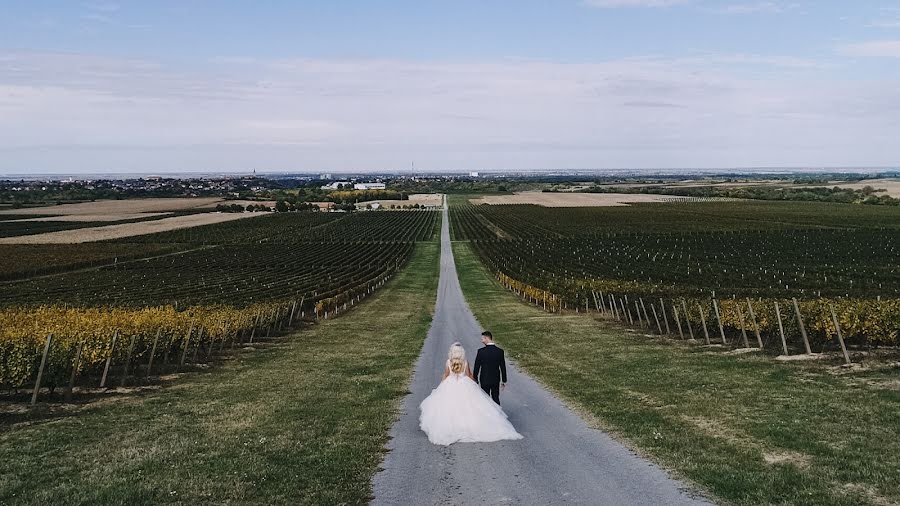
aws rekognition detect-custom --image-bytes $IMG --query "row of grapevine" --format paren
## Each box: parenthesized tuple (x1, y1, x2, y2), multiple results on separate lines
(2, 259, 402, 396)
(452, 201, 900, 347)
(498, 270, 898, 351)
(1, 208, 437, 398)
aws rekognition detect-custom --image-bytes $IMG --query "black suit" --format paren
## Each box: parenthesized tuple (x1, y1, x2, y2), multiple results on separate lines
(473, 343, 507, 404)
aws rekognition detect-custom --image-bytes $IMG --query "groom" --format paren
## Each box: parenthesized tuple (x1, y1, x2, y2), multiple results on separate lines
(473, 331, 507, 405)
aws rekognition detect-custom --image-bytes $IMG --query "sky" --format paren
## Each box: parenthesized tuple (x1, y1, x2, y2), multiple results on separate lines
(1, 1, 900, 174)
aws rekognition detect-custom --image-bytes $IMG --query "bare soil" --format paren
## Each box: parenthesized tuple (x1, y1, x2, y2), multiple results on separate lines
(0, 197, 223, 217)
(470, 192, 691, 207)
(0, 212, 262, 244)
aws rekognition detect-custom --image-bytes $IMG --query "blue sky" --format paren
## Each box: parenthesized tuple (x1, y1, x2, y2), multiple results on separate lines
(2, 1, 900, 173)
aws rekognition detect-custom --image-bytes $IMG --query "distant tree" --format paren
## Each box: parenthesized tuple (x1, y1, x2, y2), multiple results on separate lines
(275, 200, 289, 212)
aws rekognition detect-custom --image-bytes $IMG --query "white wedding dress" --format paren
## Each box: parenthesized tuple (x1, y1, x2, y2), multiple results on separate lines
(419, 360, 524, 445)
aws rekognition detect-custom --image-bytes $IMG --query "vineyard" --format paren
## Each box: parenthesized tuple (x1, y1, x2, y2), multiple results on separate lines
(451, 200, 900, 349)
(0, 209, 439, 396)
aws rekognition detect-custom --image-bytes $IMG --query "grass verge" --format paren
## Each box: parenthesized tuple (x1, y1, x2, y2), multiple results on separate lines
(453, 241, 900, 506)
(0, 241, 439, 506)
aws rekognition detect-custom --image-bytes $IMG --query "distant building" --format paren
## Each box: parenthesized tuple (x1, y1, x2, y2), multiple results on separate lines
(311, 201, 335, 212)
(354, 183, 386, 190)
(321, 181, 351, 190)
(469, 171, 480, 177)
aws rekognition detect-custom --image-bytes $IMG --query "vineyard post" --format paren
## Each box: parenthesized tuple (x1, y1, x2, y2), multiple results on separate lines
(217, 322, 227, 353)
(100, 330, 119, 388)
(30, 333, 53, 405)
(179, 324, 193, 366)
(640, 298, 651, 329)
(146, 328, 161, 376)
(659, 298, 671, 335)
(610, 295, 619, 321)
(206, 327, 217, 361)
(162, 333, 172, 369)
(680, 299, 695, 340)
(634, 301, 643, 327)
(651, 304, 663, 335)
(191, 326, 204, 363)
(64, 341, 83, 403)
(791, 298, 812, 355)
(829, 304, 851, 365)
(746, 298, 763, 349)
(249, 313, 259, 343)
(697, 303, 711, 345)
(737, 302, 750, 348)
(288, 300, 298, 327)
(623, 299, 634, 326)
(774, 302, 789, 355)
(120, 335, 137, 387)
(712, 299, 727, 344)
(672, 305, 685, 339)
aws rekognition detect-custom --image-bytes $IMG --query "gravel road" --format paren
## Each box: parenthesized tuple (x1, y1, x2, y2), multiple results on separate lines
(371, 199, 712, 505)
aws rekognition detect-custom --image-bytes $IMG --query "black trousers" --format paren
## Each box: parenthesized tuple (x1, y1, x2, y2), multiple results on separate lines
(481, 382, 500, 404)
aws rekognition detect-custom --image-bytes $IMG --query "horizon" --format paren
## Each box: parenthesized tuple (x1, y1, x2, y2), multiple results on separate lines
(3, 1, 900, 173)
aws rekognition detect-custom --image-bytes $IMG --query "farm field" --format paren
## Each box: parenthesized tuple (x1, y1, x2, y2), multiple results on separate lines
(0, 197, 224, 217)
(356, 193, 444, 209)
(0, 209, 439, 394)
(0, 212, 261, 244)
(0, 240, 440, 505)
(451, 199, 900, 349)
(829, 178, 900, 197)
(469, 191, 694, 207)
(453, 241, 900, 506)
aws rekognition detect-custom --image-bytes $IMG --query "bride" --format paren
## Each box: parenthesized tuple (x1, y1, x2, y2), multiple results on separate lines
(419, 342, 523, 445)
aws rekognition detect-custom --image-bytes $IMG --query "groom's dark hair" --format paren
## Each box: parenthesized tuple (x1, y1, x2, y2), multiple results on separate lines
(481, 331, 493, 339)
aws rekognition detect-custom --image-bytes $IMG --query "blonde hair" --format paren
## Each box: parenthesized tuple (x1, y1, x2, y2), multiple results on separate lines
(448, 342, 466, 374)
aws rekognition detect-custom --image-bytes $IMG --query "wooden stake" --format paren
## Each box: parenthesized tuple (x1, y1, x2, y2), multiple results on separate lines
(640, 298, 651, 329)
(746, 298, 763, 349)
(681, 299, 695, 340)
(737, 302, 750, 348)
(792, 297, 812, 355)
(775, 301, 789, 355)
(100, 330, 118, 388)
(659, 298, 671, 335)
(651, 303, 663, 334)
(712, 299, 727, 344)
(146, 328, 161, 376)
(31, 333, 53, 405)
(249, 313, 259, 343)
(119, 335, 137, 387)
(829, 304, 851, 365)
(697, 303, 711, 345)
(673, 306, 685, 339)
(64, 341, 83, 403)
(179, 324, 193, 366)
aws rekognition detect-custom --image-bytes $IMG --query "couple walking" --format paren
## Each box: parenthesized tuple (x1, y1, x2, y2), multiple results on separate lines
(419, 331, 523, 446)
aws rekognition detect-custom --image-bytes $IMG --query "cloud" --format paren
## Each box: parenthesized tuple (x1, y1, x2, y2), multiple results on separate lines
(837, 40, 900, 58)
(718, 2, 788, 14)
(582, 0, 690, 8)
(1, 51, 899, 171)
